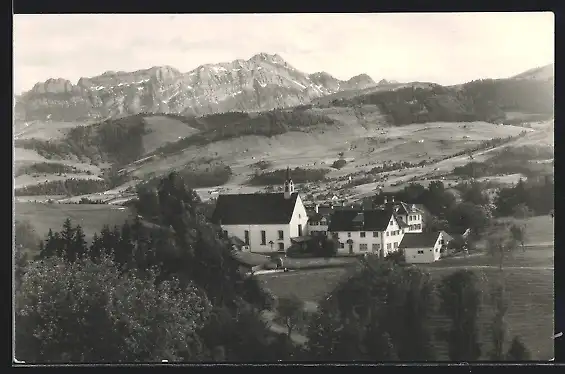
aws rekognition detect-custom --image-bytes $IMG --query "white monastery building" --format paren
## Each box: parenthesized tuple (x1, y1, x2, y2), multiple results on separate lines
(327, 208, 409, 257)
(211, 168, 308, 253)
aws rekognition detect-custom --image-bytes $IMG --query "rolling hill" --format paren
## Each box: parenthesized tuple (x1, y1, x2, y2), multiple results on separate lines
(14, 59, 554, 199)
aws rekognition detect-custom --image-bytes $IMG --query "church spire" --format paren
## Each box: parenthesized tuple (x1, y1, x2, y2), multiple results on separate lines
(283, 166, 294, 199)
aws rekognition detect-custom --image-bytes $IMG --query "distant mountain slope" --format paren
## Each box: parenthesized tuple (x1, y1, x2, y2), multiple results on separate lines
(509, 63, 554, 81)
(320, 77, 553, 126)
(15, 53, 377, 122)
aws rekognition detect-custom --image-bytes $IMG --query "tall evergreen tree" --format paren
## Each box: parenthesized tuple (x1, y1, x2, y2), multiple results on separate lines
(437, 270, 482, 361)
(72, 225, 88, 260)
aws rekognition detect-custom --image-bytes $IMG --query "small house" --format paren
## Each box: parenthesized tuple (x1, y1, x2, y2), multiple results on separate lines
(399, 232, 444, 264)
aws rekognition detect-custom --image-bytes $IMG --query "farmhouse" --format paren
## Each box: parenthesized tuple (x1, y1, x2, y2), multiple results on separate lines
(327, 208, 408, 257)
(374, 195, 425, 233)
(211, 168, 308, 253)
(399, 231, 445, 264)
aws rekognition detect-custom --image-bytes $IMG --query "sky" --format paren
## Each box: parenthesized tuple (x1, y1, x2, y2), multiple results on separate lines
(13, 12, 554, 94)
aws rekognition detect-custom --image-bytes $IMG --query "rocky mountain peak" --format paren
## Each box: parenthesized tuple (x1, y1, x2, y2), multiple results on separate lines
(15, 52, 379, 122)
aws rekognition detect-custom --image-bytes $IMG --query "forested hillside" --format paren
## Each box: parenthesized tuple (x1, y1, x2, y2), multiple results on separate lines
(323, 79, 553, 125)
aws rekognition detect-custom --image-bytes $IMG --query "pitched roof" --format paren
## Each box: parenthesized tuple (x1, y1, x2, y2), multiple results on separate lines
(393, 212, 409, 228)
(328, 209, 395, 232)
(399, 232, 442, 249)
(211, 192, 298, 225)
(308, 212, 325, 222)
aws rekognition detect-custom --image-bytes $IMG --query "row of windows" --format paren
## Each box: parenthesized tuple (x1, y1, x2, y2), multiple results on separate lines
(309, 221, 327, 226)
(408, 224, 422, 230)
(347, 229, 404, 238)
(408, 214, 420, 221)
(416, 247, 439, 255)
(340, 242, 399, 251)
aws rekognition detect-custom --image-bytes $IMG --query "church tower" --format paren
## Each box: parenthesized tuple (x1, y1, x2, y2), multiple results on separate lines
(283, 166, 295, 199)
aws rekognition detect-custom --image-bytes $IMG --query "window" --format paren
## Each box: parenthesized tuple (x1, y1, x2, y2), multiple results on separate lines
(360, 232, 366, 238)
(223, 230, 228, 237)
(390, 220, 393, 226)
(360, 244, 368, 251)
(373, 232, 378, 238)
(408, 215, 412, 221)
(417, 250, 424, 254)
(386, 231, 389, 237)
(372, 243, 380, 251)
(278, 230, 284, 240)
(261, 230, 266, 245)
(298, 224, 303, 237)
(394, 242, 398, 249)
(340, 242, 345, 249)
(435, 247, 439, 252)
(347, 232, 351, 238)
(278, 243, 285, 251)
(299, 214, 301, 218)
(387, 243, 391, 249)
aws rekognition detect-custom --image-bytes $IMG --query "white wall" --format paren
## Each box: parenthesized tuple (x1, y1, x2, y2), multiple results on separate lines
(289, 195, 309, 238)
(401, 212, 423, 233)
(331, 213, 405, 256)
(220, 195, 308, 253)
(404, 234, 442, 264)
(308, 220, 328, 235)
(221, 223, 290, 253)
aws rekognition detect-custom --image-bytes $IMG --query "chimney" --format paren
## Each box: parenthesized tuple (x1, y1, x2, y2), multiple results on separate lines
(315, 204, 319, 213)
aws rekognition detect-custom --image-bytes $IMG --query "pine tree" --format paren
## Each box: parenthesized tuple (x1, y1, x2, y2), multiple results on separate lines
(89, 232, 102, 260)
(506, 336, 531, 361)
(73, 225, 88, 260)
(40, 229, 56, 258)
(60, 218, 75, 261)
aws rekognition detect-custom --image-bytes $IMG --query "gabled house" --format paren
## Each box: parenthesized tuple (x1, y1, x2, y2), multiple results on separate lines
(307, 204, 333, 236)
(399, 231, 444, 264)
(211, 167, 308, 253)
(327, 208, 409, 257)
(374, 195, 425, 233)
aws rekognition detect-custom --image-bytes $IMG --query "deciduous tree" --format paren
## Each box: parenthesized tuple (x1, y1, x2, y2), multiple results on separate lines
(16, 254, 212, 363)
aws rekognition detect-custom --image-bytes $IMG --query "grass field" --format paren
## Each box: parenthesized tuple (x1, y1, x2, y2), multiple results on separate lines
(494, 215, 554, 245)
(15, 202, 134, 242)
(142, 116, 200, 155)
(258, 245, 554, 360)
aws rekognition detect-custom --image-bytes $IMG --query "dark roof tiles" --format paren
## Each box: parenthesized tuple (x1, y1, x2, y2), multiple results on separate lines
(399, 232, 442, 249)
(328, 209, 395, 232)
(211, 192, 298, 225)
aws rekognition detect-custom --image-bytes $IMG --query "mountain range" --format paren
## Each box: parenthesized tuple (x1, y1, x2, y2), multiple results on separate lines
(15, 53, 386, 122)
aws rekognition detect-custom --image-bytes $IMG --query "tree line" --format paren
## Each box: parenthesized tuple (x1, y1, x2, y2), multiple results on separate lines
(247, 167, 329, 186)
(324, 79, 553, 126)
(14, 172, 535, 363)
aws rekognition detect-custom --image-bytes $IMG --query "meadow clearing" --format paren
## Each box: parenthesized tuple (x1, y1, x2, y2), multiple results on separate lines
(15, 202, 134, 244)
(257, 215, 554, 360)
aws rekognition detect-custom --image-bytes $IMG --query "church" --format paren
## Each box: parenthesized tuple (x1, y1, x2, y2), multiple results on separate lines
(211, 168, 309, 253)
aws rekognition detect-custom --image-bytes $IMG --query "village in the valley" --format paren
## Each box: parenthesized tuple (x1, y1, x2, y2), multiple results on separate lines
(14, 12, 554, 364)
